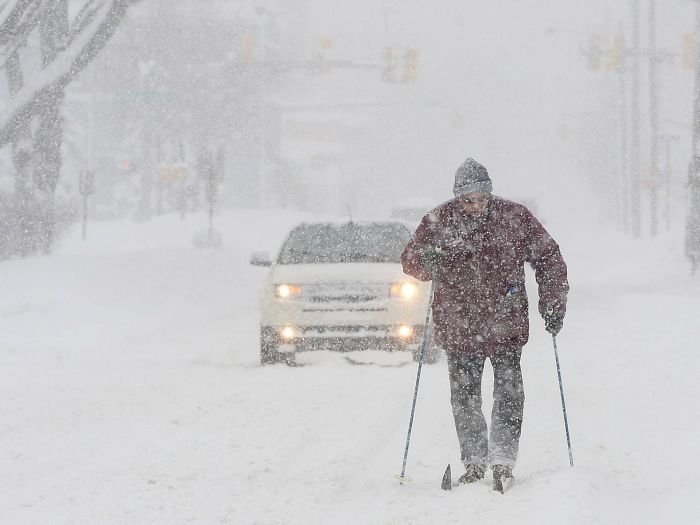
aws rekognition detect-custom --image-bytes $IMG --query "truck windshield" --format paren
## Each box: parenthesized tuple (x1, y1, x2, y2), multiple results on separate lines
(277, 223, 411, 265)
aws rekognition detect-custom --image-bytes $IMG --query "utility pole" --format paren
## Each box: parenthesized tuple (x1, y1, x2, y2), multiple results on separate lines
(616, 25, 630, 233)
(688, 1, 700, 273)
(630, 0, 642, 237)
(79, 170, 94, 240)
(590, 4, 679, 239)
(659, 134, 678, 231)
(648, 0, 660, 236)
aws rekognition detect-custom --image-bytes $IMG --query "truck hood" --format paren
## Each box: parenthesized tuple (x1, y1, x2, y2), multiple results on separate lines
(268, 263, 413, 284)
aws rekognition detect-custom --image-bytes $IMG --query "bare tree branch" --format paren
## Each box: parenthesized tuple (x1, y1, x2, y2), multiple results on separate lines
(67, 0, 106, 43)
(0, 0, 43, 52)
(0, 0, 135, 147)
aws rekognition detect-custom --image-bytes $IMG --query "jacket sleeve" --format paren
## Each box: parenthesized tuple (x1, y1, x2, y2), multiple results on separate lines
(524, 211, 569, 319)
(401, 213, 439, 282)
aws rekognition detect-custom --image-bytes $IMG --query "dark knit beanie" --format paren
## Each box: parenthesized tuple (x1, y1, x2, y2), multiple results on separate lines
(453, 158, 493, 197)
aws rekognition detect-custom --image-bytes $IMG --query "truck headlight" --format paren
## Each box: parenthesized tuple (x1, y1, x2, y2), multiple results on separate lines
(280, 326, 296, 340)
(396, 324, 414, 338)
(390, 282, 418, 300)
(275, 284, 302, 299)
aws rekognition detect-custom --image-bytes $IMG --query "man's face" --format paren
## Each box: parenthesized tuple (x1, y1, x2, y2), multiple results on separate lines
(459, 192, 491, 216)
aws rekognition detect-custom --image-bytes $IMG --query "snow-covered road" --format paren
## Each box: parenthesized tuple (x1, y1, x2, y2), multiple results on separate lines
(1, 209, 698, 524)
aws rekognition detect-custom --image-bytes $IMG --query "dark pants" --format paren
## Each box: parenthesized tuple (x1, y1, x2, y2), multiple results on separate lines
(446, 348, 525, 470)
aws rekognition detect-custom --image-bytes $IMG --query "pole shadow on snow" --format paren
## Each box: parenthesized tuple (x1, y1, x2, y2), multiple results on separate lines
(303, 349, 416, 368)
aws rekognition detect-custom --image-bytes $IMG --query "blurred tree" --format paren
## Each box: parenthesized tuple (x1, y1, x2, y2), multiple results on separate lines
(0, 0, 138, 258)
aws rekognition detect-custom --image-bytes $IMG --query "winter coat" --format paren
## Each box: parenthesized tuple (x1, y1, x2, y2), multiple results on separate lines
(401, 196, 569, 356)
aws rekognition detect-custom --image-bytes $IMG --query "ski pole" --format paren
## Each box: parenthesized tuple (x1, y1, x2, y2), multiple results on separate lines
(552, 334, 574, 467)
(399, 276, 436, 483)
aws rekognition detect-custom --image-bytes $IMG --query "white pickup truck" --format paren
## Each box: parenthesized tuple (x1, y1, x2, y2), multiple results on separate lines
(250, 220, 439, 366)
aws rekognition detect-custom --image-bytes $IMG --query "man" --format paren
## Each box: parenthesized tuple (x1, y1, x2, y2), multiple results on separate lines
(401, 158, 569, 493)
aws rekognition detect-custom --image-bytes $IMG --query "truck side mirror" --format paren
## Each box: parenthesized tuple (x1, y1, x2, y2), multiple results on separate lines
(250, 251, 272, 267)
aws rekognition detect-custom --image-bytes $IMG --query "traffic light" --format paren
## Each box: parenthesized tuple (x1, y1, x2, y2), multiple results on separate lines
(241, 33, 255, 64)
(606, 33, 624, 71)
(402, 47, 418, 83)
(587, 34, 602, 71)
(382, 46, 396, 82)
(314, 37, 333, 73)
(79, 170, 95, 196)
(318, 37, 332, 51)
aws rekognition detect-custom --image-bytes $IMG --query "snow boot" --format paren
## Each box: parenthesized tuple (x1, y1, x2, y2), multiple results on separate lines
(492, 465, 514, 493)
(457, 464, 485, 485)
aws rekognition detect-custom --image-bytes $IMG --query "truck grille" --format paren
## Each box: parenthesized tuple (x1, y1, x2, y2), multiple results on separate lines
(302, 282, 386, 304)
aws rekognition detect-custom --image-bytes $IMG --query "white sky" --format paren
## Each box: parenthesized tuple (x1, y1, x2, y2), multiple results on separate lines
(57, 0, 698, 234)
(283, 0, 697, 225)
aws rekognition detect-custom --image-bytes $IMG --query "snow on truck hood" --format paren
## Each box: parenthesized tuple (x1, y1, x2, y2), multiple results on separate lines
(268, 262, 414, 284)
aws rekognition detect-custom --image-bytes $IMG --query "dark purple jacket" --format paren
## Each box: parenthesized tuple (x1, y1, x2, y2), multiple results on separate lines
(401, 196, 569, 356)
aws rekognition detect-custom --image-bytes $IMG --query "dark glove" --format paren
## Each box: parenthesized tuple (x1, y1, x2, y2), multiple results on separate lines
(544, 308, 564, 336)
(420, 247, 443, 276)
